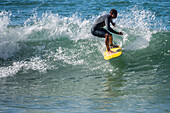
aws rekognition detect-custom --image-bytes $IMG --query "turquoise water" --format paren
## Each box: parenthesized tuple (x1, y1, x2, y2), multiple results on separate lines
(0, 0, 170, 112)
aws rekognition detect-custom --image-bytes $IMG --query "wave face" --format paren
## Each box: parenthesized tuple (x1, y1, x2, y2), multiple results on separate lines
(0, 0, 169, 112)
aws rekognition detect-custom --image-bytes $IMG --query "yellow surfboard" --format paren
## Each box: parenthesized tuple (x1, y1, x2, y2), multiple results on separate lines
(104, 46, 122, 60)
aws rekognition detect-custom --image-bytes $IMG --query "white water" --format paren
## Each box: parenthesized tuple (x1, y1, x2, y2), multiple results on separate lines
(117, 6, 158, 50)
(0, 7, 160, 78)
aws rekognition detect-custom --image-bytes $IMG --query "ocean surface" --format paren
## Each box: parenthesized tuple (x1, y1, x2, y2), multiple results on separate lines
(0, 0, 170, 112)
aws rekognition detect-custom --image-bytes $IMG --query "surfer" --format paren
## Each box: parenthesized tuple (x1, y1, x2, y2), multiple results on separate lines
(91, 9, 123, 54)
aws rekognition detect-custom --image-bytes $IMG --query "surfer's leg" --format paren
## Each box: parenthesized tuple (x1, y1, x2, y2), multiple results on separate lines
(104, 33, 110, 51)
(107, 34, 118, 48)
(105, 33, 115, 54)
(91, 28, 114, 54)
(109, 34, 113, 46)
(109, 35, 119, 48)
(91, 28, 105, 38)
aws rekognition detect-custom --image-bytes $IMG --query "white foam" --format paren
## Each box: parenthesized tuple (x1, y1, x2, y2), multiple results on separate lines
(0, 11, 95, 78)
(0, 7, 161, 78)
(0, 11, 19, 59)
(117, 6, 157, 50)
(0, 57, 54, 78)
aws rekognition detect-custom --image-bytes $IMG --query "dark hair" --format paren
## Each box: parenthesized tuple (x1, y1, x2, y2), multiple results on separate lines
(110, 9, 117, 15)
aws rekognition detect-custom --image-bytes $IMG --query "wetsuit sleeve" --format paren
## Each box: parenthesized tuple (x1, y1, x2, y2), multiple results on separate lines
(105, 17, 119, 34)
(111, 20, 115, 26)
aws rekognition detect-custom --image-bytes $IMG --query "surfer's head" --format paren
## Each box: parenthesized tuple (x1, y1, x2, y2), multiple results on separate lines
(110, 9, 117, 19)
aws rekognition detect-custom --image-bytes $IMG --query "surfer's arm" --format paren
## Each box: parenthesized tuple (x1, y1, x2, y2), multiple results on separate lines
(105, 18, 119, 34)
(111, 20, 116, 27)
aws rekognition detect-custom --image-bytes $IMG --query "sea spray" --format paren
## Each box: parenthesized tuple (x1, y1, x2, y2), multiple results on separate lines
(0, 11, 20, 60)
(0, 6, 165, 78)
(117, 6, 158, 50)
(0, 11, 95, 77)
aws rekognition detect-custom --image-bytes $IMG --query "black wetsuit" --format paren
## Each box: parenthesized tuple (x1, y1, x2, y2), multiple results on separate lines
(91, 14, 119, 38)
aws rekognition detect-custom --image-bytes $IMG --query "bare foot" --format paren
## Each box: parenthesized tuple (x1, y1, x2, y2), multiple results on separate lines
(108, 50, 115, 55)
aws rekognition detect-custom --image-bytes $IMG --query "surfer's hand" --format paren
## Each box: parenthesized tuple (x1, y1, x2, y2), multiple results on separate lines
(119, 32, 123, 35)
